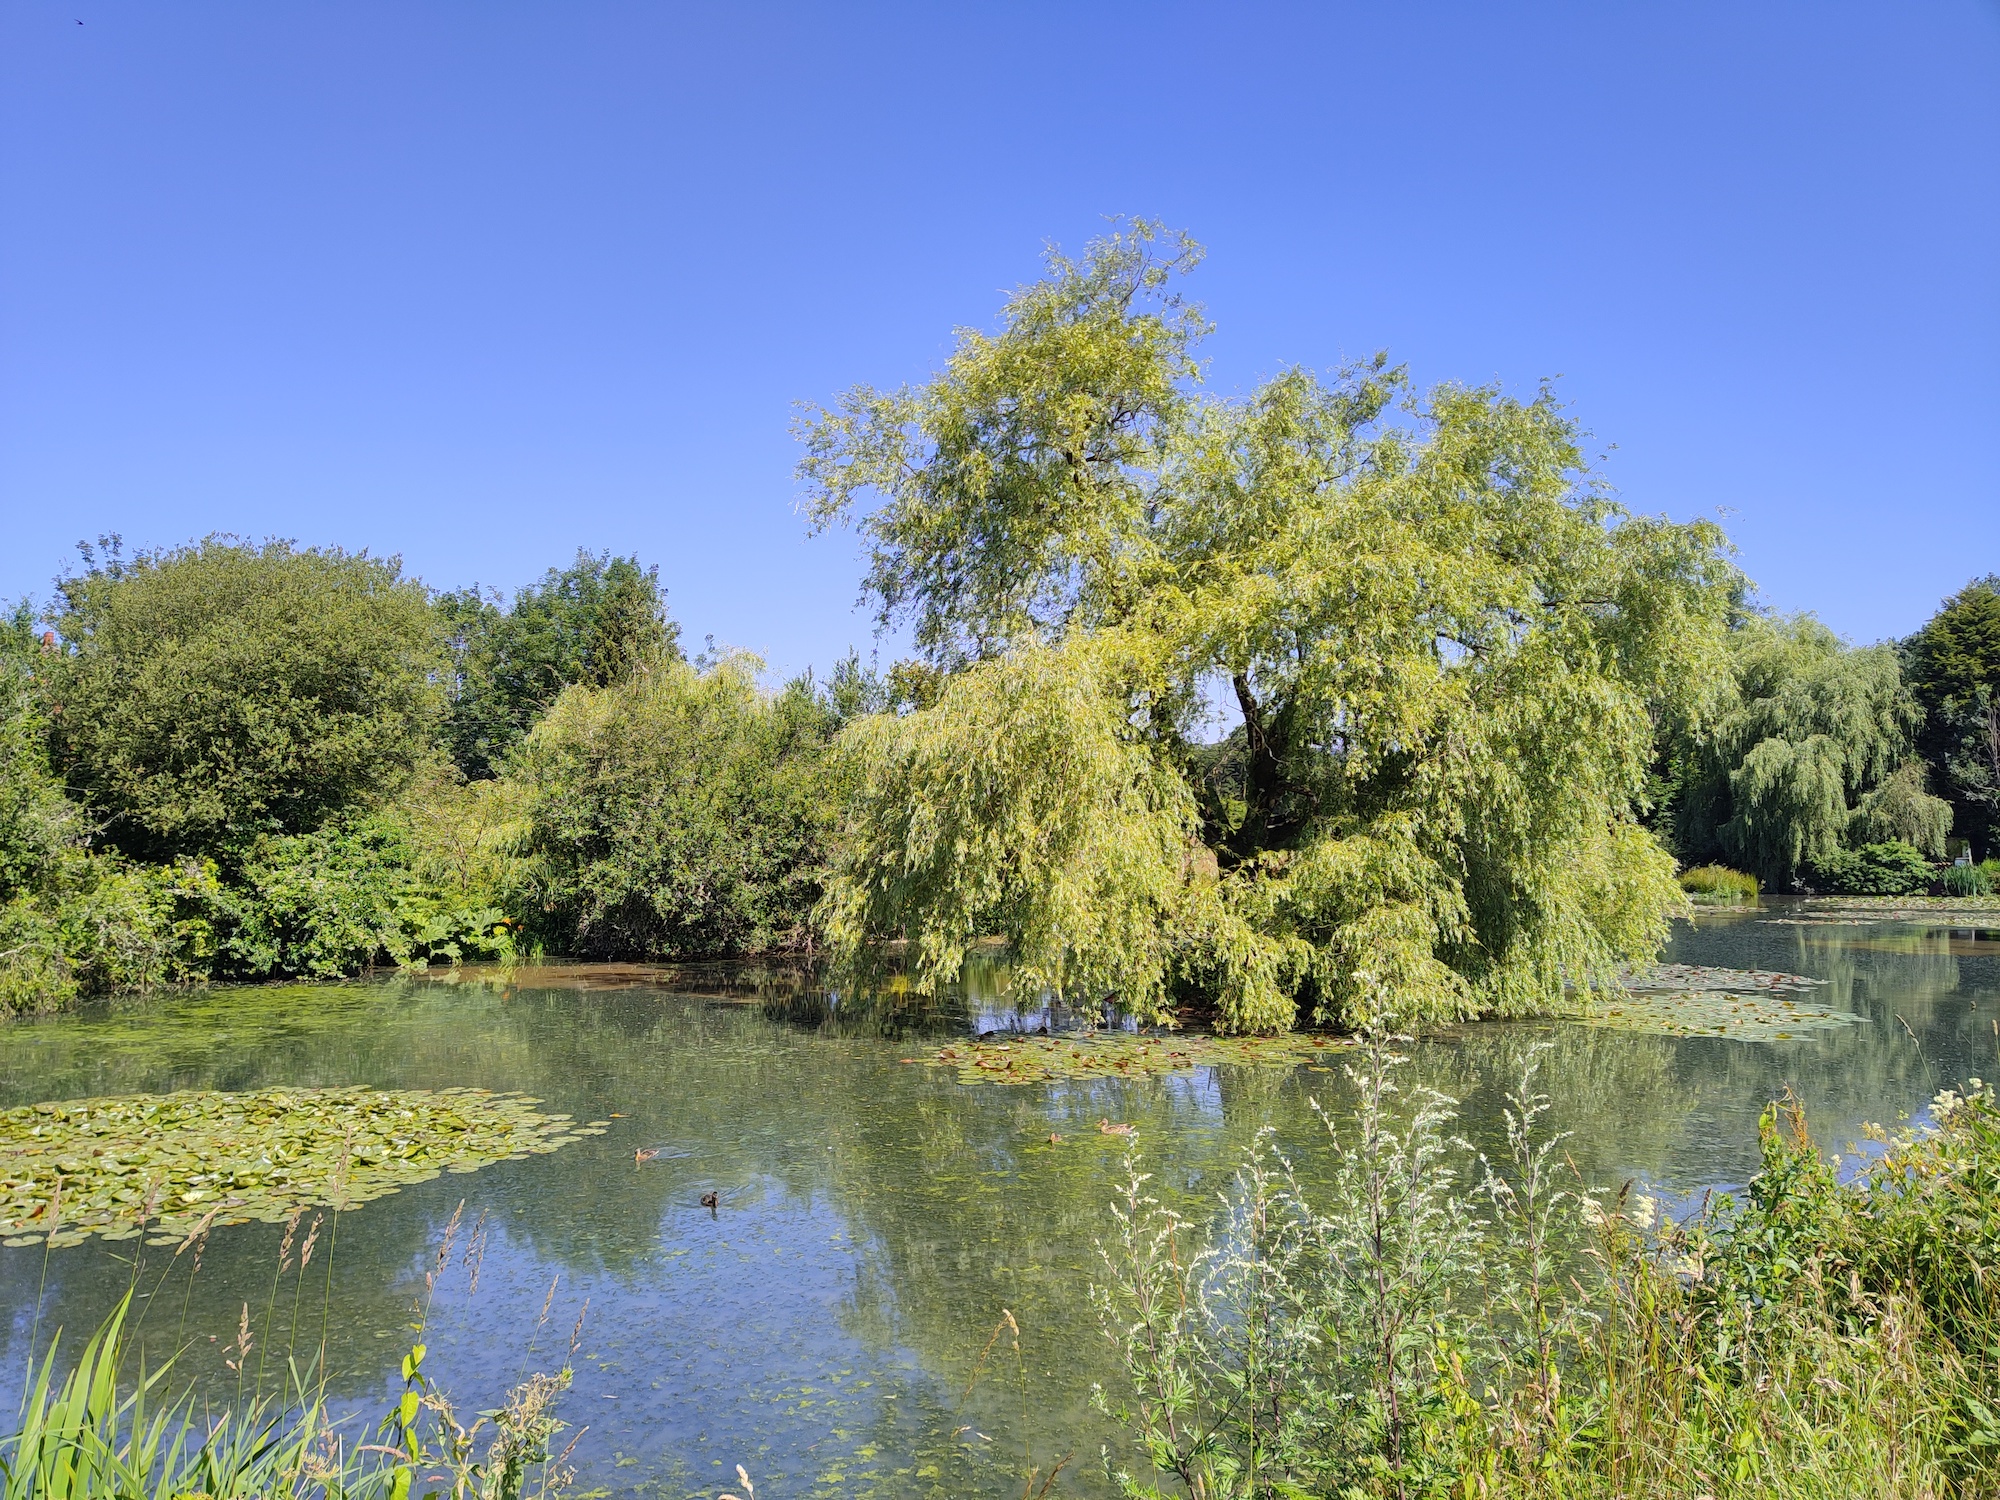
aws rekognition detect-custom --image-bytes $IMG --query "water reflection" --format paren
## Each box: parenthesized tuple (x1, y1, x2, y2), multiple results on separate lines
(0, 902, 1994, 1498)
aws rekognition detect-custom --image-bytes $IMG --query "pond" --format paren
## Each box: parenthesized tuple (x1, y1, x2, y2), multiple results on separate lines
(2, 902, 1997, 1499)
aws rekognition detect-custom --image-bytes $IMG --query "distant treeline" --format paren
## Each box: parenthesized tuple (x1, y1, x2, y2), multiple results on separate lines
(3, 225, 1996, 1027)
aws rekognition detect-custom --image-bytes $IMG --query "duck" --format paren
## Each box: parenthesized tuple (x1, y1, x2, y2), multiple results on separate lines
(700, 1191, 720, 1211)
(1098, 1119, 1136, 1137)
(634, 1147, 661, 1164)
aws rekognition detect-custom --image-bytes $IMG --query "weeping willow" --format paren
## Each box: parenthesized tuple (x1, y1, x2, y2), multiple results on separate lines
(1673, 615, 1950, 886)
(802, 223, 1740, 1032)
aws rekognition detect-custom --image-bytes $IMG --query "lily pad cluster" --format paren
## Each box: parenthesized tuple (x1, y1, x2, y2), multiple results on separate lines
(0, 1086, 601, 1249)
(1779, 897, 2000, 926)
(1580, 963, 1851, 1040)
(917, 1030, 1356, 1086)
(1617, 963, 1824, 994)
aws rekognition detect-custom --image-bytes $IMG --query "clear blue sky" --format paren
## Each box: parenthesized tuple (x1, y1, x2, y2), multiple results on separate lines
(3, 3, 1995, 680)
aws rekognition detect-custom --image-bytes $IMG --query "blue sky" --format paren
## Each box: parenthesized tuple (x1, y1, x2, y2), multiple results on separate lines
(3, 2, 1995, 680)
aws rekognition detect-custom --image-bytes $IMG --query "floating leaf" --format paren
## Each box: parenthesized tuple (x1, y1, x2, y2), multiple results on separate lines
(926, 1030, 1356, 1086)
(0, 1086, 584, 1249)
(1572, 963, 1852, 1040)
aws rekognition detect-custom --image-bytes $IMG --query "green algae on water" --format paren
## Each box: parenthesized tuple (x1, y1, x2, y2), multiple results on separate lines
(920, 1030, 1356, 1086)
(0, 1085, 599, 1248)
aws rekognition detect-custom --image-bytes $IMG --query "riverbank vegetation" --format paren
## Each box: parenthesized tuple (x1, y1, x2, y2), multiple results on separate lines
(0, 225, 1994, 1032)
(1095, 1039, 2000, 1499)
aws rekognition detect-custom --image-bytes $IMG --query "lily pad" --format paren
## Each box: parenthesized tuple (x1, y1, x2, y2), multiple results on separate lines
(1616, 963, 1825, 994)
(0, 1086, 594, 1249)
(1574, 991, 1859, 1040)
(1573, 965, 1850, 1040)
(1774, 896, 2000, 927)
(920, 1030, 1356, 1087)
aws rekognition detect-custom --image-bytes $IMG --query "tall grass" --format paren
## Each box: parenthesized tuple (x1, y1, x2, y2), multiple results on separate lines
(1, 1202, 582, 1500)
(1093, 1031, 2000, 1498)
(1941, 862, 1992, 897)
(1678, 865, 1759, 904)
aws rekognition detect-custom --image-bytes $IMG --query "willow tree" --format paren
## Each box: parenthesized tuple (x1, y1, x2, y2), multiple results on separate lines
(1672, 615, 1950, 886)
(801, 223, 1739, 1031)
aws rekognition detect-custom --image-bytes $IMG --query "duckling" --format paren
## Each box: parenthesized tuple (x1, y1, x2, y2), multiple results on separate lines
(699, 1190, 719, 1212)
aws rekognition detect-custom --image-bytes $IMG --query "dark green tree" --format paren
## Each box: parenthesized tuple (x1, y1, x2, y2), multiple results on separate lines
(1906, 576, 2000, 859)
(439, 550, 680, 777)
(44, 537, 443, 859)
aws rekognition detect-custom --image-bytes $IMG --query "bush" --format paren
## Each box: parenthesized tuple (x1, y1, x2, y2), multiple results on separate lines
(1810, 839, 1935, 895)
(0, 854, 223, 1014)
(1679, 863, 1758, 902)
(223, 817, 512, 978)
(1942, 862, 1993, 896)
(511, 655, 836, 959)
(46, 537, 444, 858)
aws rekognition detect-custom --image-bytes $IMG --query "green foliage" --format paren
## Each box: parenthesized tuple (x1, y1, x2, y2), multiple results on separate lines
(1809, 839, 1935, 896)
(802, 223, 1737, 1030)
(510, 655, 836, 959)
(46, 537, 444, 858)
(1672, 615, 1950, 887)
(820, 639, 1197, 1015)
(1907, 575, 2000, 858)
(1094, 1045, 2000, 1499)
(439, 550, 680, 778)
(0, 671, 79, 903)
(224, 817, 512, 979)
(1, 1294, 578, 1500)
(1678, 863, 1758, 902)
(1941, 862, 1992, 896)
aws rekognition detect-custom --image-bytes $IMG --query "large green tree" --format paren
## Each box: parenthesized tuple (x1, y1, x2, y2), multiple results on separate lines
(801, 223, 1741, 1031)
(1672, 616, 1950, 887)
(45, 537, 443, 858)
(1906, 576, 2000, 859)
(438, 550, 680, 778)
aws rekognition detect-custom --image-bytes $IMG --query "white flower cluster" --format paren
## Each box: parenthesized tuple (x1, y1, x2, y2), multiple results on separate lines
(1931, 1077, 1993, 1126)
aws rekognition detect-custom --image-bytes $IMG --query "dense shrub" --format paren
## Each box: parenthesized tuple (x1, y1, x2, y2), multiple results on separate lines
(223, 817, 512, 979)
(1808, 839, 1935, 896)
(0, 854, 223, 1014)
(46, 537, 444, 858)
(511, 655, 838, 959)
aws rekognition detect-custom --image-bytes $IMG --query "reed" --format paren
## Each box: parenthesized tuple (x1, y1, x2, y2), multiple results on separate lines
(1678, 864, 1759, 904)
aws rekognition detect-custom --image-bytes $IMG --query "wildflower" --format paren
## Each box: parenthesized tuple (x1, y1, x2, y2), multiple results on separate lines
(1629, 1193, 1658, 1231)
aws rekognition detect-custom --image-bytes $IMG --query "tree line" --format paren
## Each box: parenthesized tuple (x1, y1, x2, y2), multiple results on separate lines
(1, 222, 1993, 1028)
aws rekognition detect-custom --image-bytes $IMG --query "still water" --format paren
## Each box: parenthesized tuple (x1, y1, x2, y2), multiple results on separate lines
(2, 903, 1998, 1498)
